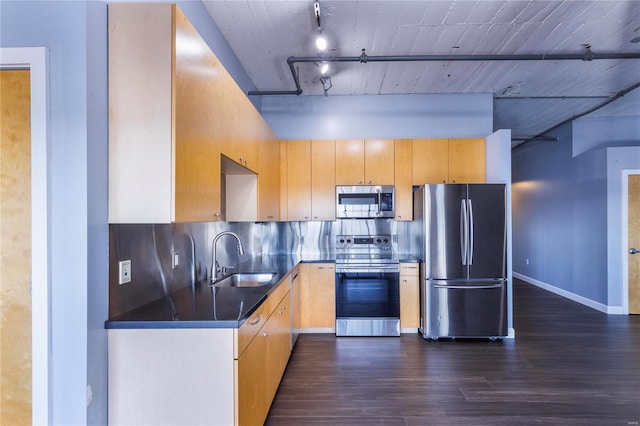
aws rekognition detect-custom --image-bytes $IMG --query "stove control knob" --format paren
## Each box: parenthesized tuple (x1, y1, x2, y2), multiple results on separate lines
(339, 239, 345, 244)
(346, 239, 352, 244)
(383, 238, 389, 244)
(376, 238, 382, 244)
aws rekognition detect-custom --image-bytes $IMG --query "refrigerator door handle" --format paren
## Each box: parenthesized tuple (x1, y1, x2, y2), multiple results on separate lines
(460, 199, 468, 265)
(468, 198, 474, 265)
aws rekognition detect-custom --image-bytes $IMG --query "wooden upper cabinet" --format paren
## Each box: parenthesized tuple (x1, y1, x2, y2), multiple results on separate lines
(365, 139, 395, 185)
(311, 140, 336, 220)
(285, 140, 312, 221)
(394, 139, 413, 221)
(412, 138, 449, 185)
(447, 138, 486, 183)
(335, 139, 365, 184)
(412, 138, 485, 185)
(109, 3, 223, 223)
(336, 139, 394, 185)
(257, 124, 280, 221)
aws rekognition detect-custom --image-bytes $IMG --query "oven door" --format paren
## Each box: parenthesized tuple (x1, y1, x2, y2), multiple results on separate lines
(335, 266, 400, 336)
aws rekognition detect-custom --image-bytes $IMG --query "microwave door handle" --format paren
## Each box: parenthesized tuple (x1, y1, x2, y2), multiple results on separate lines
(377, 192, 382, 216)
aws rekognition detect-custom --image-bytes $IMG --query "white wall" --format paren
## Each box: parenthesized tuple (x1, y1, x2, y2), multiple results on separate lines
(1, 1, 108, 423)
(486, 129, 513, 333)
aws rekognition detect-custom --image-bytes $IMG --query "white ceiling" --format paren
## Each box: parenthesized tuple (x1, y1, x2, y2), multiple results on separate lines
(202, 0, 640, 143)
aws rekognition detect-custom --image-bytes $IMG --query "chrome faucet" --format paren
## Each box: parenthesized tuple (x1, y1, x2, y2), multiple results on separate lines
(211, 231, 245, 282)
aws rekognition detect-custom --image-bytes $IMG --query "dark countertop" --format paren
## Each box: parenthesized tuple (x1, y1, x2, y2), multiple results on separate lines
(105, 254, 304, 330)
(105, 253, 417, 330)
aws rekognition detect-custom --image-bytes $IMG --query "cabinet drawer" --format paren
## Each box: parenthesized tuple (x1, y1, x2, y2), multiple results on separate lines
(400, 264, 419, 276)
(235, 274, 290, 358)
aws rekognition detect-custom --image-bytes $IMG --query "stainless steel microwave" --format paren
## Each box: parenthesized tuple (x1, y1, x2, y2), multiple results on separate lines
(336, 185, 395, 219)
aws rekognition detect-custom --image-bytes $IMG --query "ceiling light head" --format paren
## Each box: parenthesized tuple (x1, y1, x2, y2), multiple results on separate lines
(320, 62, 329, 74)
(316, 35, 327, 51)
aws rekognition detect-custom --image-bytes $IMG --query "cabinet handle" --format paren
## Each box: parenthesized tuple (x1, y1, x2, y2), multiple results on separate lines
(214, 213, 221, 218)
(281, 306, 286, 311)
(402, 279, 408, 283)
(304, 216, 309, 220)
(263, 332, 268, 337)
(278, 310, 283, 315)
(313, 216, 318, 219)
(249, 314, 262, 326)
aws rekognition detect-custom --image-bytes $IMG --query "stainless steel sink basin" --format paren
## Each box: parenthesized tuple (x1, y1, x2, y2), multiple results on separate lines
(211, 272, 277, 288)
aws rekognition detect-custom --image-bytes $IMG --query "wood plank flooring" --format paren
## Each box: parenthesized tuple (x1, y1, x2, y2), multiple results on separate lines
(265, 279, 640, 425)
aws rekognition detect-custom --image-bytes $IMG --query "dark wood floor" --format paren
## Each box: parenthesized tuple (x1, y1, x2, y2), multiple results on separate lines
(265, 279, 640, 425)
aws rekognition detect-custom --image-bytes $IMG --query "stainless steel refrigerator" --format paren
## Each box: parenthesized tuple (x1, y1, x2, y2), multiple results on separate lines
(412, 184, 507, 339)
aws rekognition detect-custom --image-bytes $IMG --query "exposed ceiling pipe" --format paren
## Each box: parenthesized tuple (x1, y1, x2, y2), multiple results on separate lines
(512, 80, 640, 150)
(247, 48, 640, 96)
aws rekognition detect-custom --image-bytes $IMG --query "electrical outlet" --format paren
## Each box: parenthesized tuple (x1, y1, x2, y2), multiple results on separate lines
(172, 252, 179, 269)
(525, 258, 530, 266)
(118, 260, 131, 285)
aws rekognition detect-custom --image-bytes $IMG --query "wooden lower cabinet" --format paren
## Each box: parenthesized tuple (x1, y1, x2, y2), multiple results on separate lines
(299, 263, 336, 330)
(400, 263, 420, 330)
(236, 290, 291, 426)
(236, 328, 267, 426)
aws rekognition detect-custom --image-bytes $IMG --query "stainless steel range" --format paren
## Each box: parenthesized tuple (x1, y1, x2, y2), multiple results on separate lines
(335, 235, 401, 337)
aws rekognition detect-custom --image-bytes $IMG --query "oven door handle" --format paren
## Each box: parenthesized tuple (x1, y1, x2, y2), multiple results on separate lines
(336, 267, 400, 274)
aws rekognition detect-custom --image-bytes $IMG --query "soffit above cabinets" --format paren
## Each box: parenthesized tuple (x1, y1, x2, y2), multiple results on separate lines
(202, 0, 640, 146)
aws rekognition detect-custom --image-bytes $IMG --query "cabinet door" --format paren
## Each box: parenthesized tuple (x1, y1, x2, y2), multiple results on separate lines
(265, 294, 291, 401)
(365, 139, 395, 185)
(300, 264, 336, 329)
(174, 7, 222, 222)
(236, 331, 267, 426)
(448, 138, 486, 183)
(394, 139, 413, 221)
(400, 264, 420, 329)
(412, 138, 449, 185)
(257, 130, 280, 221)
(311, 140, 336, 220)
(335, 139, 365, 185)
(286, 140, 312, 221)
(108, 3, 174, 223)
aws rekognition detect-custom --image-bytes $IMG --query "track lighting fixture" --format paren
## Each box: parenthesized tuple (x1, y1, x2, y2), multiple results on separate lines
(320, 75, 332, 96)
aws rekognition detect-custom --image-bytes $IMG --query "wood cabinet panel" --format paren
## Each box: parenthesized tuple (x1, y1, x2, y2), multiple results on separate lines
(365, 139, 395, 185)
(174, 7, 222, 222)
(265, 295, 291, 400)
(286, 140, 312, 220)
(257, 127, 280, 221)
(400, 264, 420, 329)
(412, 138, 486, 184)
(412, 138, 449, 185)
(335, 139, 365, 184)
(311, 140, 336, 220)
(300, 263, 336, 329)
(236, 331, 267, 426)
(394, 139, 413, 221)
(448, 138, 486, 183)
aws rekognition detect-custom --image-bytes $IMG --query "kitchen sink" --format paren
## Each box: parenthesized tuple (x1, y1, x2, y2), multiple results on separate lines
(211, 272, 277, 288)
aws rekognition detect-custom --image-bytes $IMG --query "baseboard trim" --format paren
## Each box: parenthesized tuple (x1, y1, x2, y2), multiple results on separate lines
(513, 272, 623, 314)
(299, 328, 335, 334)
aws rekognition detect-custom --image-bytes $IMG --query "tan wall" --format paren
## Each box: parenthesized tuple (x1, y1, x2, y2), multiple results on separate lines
(0, 69, 32, 424)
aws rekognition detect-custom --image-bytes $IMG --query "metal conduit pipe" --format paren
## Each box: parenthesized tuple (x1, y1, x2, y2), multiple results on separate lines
(513, 80, 640, 149)
(248, 50, 640, 96)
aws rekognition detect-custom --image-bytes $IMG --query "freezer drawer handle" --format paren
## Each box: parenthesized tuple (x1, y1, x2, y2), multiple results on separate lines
(630, 248, 640, 255)
(433, 284, 503, 290)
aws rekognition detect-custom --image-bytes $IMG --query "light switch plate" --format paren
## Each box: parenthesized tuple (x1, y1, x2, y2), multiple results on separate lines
(172, 252, 179, 269)
(118, 260, 131, 285)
